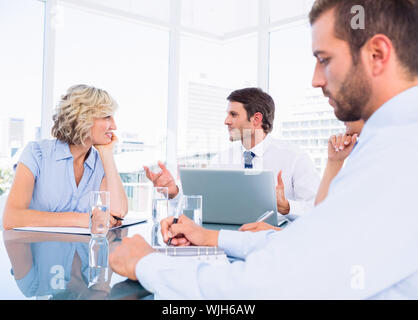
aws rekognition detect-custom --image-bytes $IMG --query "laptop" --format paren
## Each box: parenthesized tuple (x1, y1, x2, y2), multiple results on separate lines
(179, 168, 279, 226)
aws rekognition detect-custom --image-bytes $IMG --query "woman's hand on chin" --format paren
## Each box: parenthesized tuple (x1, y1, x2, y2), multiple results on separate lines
(95, 133, 118, 155)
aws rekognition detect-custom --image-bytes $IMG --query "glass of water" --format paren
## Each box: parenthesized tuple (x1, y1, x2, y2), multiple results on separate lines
(90, 191, 110, 237)
(182, 195, 202, 226)
(152, 187, 168, 224)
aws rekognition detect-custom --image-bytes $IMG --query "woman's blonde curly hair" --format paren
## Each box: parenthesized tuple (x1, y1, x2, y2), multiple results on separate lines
(52, 84, 118, 146)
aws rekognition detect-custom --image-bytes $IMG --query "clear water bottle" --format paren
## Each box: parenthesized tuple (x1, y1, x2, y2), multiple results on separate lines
(89, 191, 110, 237)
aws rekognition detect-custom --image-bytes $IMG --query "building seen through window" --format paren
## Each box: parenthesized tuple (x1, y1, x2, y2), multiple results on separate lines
(1, 0, 348, 213)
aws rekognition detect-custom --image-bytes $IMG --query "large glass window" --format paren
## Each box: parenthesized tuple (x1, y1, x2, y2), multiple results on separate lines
(54, 2, 169, 178)
(0, 0, 44, 194)
(177, 34, 258, 168)
(0, 0, 349, 191)
(269, 21, 345, 173)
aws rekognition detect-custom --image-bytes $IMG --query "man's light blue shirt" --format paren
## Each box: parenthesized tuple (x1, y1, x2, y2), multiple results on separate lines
(17, 139, 105, 214)
(136, 85, 418, 299)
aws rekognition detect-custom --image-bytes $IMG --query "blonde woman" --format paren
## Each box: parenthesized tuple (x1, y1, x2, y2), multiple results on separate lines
(2, 84, 128, 230)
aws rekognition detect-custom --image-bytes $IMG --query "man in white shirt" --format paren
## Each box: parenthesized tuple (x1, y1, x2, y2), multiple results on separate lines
(145, 87, 320, 221)
(111, 0, 418, 299)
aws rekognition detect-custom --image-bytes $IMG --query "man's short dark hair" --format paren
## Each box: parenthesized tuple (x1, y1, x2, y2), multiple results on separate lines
(309, 0, 418, 78)
(227, 88, 275, 134)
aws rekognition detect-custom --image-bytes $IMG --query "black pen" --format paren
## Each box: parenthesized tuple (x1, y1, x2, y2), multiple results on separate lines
(167, 217, 178, 246)
(112, 215, 124, 221)
(167, 196, 184, 245)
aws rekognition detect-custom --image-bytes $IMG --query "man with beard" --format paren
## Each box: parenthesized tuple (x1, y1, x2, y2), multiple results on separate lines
(241, 119, 365, 231)
(239, 120, 364, 232)
(110, 0, 418, 299)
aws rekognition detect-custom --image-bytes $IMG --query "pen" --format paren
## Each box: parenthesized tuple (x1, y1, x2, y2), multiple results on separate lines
(256, 210, 275, 223)
(112, 215, 124, 221)
(167, 217, 178, 246)
(167, 196, 184, 245)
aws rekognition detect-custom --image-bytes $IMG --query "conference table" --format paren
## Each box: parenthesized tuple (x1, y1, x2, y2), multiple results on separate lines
(0, 214, 240, 300)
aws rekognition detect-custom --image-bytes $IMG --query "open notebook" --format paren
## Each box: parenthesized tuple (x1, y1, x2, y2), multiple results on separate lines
(13, 217, 147, 235)
(152, 246, 229, 264)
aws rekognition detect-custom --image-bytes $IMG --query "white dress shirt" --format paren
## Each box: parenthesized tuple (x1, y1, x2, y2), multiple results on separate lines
(174, 135, 320, 220)
(137, 85, 418, 299)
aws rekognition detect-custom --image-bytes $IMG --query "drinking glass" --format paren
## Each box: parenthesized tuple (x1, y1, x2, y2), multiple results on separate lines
(182, 195, 203, 226)
(89, 191, 110, 237)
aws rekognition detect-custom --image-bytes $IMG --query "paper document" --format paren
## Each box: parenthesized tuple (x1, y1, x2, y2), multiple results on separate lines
(13, 217, 147, 235)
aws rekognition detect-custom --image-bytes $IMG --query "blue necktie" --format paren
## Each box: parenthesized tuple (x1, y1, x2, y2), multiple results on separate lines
(243, 151, 256, 169)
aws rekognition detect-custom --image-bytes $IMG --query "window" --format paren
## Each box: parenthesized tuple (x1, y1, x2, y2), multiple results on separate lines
(0, 0, 44, 193)
(269, 21, 344, 173)
(54, 3, 169, 175)
(177, 34, 257, 167)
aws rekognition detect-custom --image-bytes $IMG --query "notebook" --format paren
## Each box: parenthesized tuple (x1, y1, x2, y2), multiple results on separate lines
(13, 217, 147, 235)
(153, 246, 229, 264)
